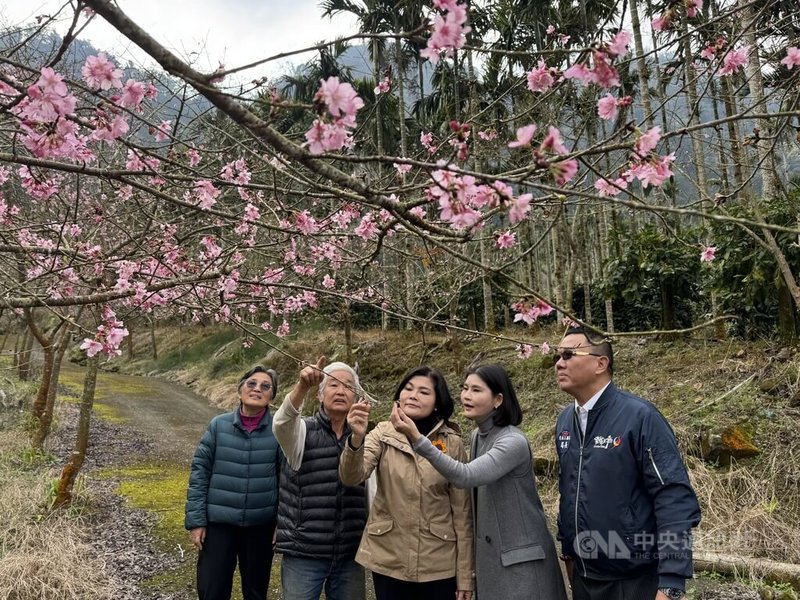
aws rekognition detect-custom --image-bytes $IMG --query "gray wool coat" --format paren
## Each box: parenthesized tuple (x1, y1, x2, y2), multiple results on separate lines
(415, 420, 567, 600)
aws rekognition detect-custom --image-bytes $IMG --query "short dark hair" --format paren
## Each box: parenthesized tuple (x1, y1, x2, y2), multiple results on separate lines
(465, 364, 523, 427)
(238, 365, 278, 399)
(393, 365, 454, 423)
(564, 326, 614, 374)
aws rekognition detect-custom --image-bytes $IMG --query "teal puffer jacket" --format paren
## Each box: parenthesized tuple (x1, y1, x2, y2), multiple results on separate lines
(185, 408, 281, 529)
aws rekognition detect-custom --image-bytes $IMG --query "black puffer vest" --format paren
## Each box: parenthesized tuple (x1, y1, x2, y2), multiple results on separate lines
(276, 409, 366, 560)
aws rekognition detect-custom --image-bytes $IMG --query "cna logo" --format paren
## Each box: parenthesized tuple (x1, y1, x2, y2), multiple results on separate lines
(574, 531, 631, 559)
(593, 435, 622, 449)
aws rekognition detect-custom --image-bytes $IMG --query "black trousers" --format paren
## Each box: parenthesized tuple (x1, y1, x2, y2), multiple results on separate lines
(372, 572, 457, 600)
(572, 571, 659, 600)
(196, 522, 276, 600)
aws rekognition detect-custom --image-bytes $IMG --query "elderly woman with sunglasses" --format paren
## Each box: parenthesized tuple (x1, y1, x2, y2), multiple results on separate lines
(185, 365, 282, 600)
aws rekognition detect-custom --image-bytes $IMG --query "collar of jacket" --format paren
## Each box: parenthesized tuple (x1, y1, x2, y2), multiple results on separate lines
(381, 418, 454, 454)
(587, 382, 617, 416)
(315, 405, 352, 436)
(233, 405, 272, 432)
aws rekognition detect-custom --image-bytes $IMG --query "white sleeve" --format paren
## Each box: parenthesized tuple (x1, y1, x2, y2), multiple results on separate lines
(272, 392, 307, 470)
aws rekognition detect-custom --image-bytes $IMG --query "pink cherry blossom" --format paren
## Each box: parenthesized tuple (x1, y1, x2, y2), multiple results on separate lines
(296, 210, 320, 234)
(119, 79, 146, 108)
(421, 0, 471, 64)
(686, 0, 702, 18)
(700, 45, 717, 61)
(15, 67, 76, 122)
(551, 159, 579, 185)
(563, 63, 594, 84)
(316, 77, 364, 119)
(374, 76, 391, 94)
(594, 177, 628, 197)
(394, 162, 412, 176)
(355, 213, 379, 239)
(193, 180, 220, 209)
(700, 245, 717, 262)
(597, 94, 619, 121)
(153, 120, 172, 142)
(80, 338, 103, 357)
(420, 131, 438, 153)
(186, 148, 201, 166)
(540, 342, 551, 355)
(496, 230, 517, 249)
(652, 14, 671, 31)
(81, 53, 123, 90)
(540, 126, 568, 154)
(508, 193, 532, 224)
(516, 344, 533, 359)
(635, 126, 661, 156)
(781, 47, 800, 70)
(719, 46, 750, 76)
(512, 299, 554, 325)
(508, 124, 537, 148)
(591, 52, 621, 88)
(322, 274, 336, 289)
(526, 60, 554, 93)
(607, 31, 632, 57)
(244, 203, 260, 222)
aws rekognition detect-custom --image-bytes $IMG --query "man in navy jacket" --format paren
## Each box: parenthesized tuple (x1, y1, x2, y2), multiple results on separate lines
(554, 326, 701, 600)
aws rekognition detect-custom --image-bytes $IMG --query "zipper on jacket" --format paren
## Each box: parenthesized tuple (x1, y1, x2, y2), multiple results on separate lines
(647, 448, 665, 485)
(574, 412, 587, 577)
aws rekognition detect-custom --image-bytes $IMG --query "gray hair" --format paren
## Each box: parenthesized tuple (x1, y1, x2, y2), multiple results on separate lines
(319, 362, 362, 397)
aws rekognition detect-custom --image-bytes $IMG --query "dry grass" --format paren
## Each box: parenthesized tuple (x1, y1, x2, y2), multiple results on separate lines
(691, 453, 800, 565)
(0, 428, 117, 600)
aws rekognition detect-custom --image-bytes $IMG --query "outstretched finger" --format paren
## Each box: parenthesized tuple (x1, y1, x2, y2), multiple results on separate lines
(315, 355, 327, 370)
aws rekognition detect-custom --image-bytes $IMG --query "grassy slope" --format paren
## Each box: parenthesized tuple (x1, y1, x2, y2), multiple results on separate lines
(115, 323, 800, 597)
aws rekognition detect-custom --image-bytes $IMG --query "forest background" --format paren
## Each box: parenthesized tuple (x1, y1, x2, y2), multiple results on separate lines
(1, 0, 800, 598)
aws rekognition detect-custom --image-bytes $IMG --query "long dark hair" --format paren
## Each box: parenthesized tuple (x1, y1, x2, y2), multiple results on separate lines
(393, 365, 455, 423)
(465, 364, 523, 427)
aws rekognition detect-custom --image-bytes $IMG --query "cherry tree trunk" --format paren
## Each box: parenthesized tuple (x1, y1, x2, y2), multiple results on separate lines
(54, 355, 99, 508)
(32, 322, 73, 449)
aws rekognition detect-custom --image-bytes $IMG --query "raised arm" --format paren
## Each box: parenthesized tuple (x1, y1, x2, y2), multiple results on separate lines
(272, 356, 326, 470)
(392, 404, 531, 487)
(339, 418, 383, 486)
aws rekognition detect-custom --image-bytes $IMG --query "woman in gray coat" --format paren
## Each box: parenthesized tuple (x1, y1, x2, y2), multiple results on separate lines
(391, 364, 567, 600)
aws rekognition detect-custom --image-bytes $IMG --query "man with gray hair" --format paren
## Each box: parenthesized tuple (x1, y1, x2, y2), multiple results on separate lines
(273, 356, 367, 600)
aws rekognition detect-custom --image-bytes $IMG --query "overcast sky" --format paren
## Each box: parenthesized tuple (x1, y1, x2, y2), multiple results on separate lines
(0, 0, 360, 80)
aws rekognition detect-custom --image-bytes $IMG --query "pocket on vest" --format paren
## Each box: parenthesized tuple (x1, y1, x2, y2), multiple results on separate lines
(500, 543, 545, 566)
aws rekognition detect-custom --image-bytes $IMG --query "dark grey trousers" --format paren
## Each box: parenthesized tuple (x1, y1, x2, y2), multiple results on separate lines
(572, 571, 659, 600)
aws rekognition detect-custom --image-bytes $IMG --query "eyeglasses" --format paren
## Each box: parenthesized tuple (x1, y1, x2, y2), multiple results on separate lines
(245, 380, 272, 392)
(553, 349, 603, 362)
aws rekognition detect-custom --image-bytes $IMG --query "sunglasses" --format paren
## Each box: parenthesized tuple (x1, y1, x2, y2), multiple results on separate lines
(553, 349, 603, 362)
(245, 379, 272, 392)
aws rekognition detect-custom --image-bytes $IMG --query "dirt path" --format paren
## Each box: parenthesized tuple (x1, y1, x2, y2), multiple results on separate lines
(54, 364, 227, 600)
(85, 365, 222, 463)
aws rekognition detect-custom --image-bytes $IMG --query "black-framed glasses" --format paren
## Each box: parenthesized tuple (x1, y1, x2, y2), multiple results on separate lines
(245, 379, 272, 392)
(553, 349, 603, 362)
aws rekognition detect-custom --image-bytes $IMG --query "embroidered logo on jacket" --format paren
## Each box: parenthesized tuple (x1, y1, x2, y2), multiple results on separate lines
(593, 435, 622, 449)
(558, 430, 571, 452)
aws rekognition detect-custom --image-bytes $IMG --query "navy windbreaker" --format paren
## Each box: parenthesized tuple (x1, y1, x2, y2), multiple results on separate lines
(555, 383, 701, 590)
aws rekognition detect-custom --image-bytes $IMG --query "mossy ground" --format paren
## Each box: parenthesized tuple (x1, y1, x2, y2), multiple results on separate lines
(99, 462, 284, 599)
